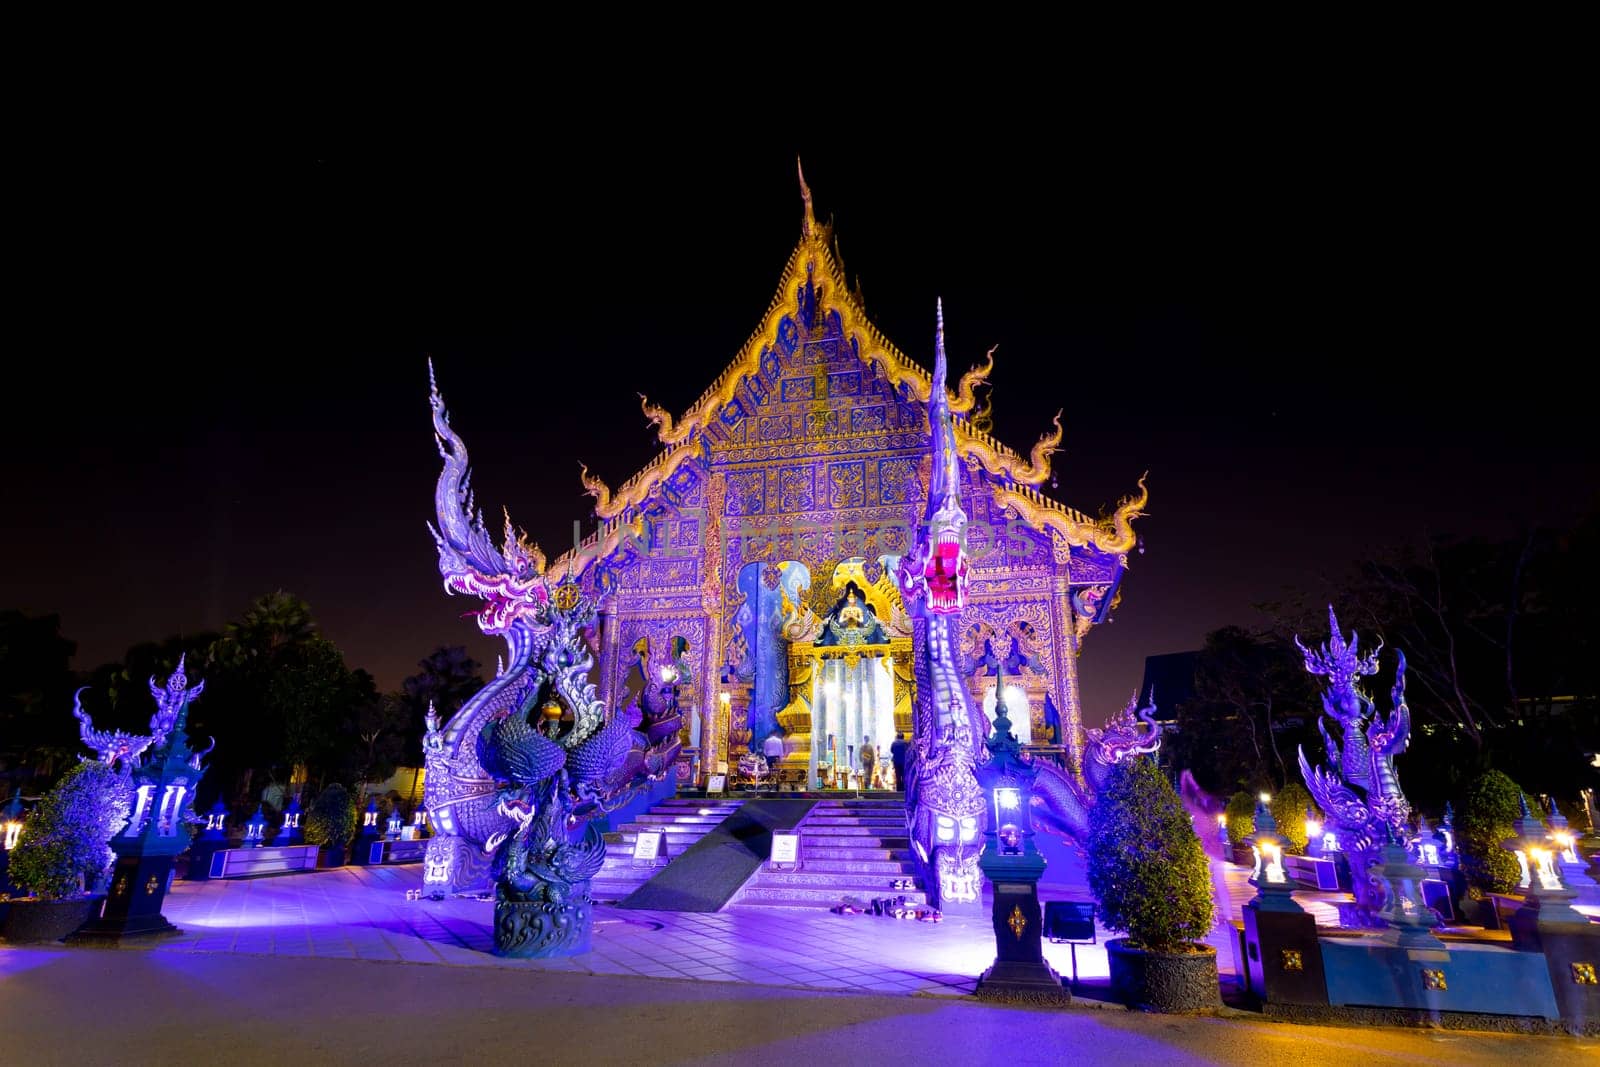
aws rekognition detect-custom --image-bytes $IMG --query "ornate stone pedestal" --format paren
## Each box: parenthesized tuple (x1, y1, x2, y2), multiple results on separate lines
(493, 885, 595, 958)
(975, 858, 1071, 1006)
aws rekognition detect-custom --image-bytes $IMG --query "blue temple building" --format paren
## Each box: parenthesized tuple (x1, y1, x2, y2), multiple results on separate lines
(556, 167, 1148, 788)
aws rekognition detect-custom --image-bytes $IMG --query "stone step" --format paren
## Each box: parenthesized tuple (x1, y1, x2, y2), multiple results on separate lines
(793, 825, 906, 838)
(799, 837, 910, 850)
(811, 802, 903, 810)
(746, 870, 921, 890)
(802, 817, 905, 828)
(733, 885, 929, 906)
(589, 879, 650, 901)
(628, 814, 729, 825)
(657, 802, 743, 811)
(802, 847, 914, 862)
(773, 858, 917, 875)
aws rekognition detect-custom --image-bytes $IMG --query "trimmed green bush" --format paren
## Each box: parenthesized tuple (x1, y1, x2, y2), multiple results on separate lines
(303, 783, 358, 848)
(1225, 791, 1256, 846)
(1457, 770, 1526, 894)
(10, 762, 132, 900)
(1270, 783, 1320, 855)
(1088, 757, 1215, 952)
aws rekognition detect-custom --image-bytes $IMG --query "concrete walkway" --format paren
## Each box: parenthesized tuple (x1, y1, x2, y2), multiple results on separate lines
(1, 949, 1587, 1066)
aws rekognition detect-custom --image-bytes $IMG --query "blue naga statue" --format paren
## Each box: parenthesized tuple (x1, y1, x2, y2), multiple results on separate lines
(1296, 607, 1412, 923)
(898, 304, 1162, 908)
(419, 365, 680, 952)
(896, 301, 995, 909)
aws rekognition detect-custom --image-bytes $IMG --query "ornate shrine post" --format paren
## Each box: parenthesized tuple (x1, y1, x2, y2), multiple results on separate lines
(1049, 561, 1086, 777)
(71, 659, 210, 944)
(974, 684, 1071, 1005)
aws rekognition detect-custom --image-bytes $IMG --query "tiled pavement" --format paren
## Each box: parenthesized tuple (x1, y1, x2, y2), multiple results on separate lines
(147, 862, 1264, 997)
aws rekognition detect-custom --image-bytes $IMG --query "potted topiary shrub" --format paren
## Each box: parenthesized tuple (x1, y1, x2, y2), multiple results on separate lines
(1225, 791, 1257, 866)
(1456, 770, 1527, 921)
(304, 784, 358, 868)
(3, 761, 131, 943)
(1088, 756, 1219, 1012)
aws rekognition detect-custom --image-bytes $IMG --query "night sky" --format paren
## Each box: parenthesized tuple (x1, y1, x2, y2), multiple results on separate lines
(7, 116, 1591, 725)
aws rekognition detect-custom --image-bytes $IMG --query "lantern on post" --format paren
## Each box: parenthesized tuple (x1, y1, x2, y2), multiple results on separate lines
(1241, 799, 1300, 911)
(350, 796, 382, 866)
(273, 794, 304, 846)
(201, 798, 229, 842)
(972, 675, 1069, 1005)
(385, 806, 404, 839)
(1543, 798, 1598, 898)
(243, 805, 269, 847)
(1304, 808, 1324, 858)
(1502, 794, 1585, 926)
(2, 793, 23, 852)
(185, 797, 231, 882)
(0, 793, 25, 898)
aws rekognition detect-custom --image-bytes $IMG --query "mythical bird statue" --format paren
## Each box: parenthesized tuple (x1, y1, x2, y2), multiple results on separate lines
(896, 301, 994, 910)
(1295, 606, 1412, 924)
(72, 688, 157, 771)
(420, 364, 681, 920)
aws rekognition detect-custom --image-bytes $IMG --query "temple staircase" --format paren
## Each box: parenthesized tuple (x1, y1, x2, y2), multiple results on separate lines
(590, 797, 746, 902)
(729, 796, 925, 910)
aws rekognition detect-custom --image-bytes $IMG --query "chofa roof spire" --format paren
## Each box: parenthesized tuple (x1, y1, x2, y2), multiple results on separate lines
(797, 155, 816, 239)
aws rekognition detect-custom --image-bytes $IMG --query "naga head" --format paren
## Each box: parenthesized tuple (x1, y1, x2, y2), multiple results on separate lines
(427, 361, 550, 635)
(898, 299, 970, 615)
(1084, 689, 1163, 790)
(1295, 606, 1382, 726)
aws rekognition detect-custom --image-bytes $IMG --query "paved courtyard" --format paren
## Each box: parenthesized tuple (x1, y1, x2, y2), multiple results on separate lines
(150, 863, 1175, 996)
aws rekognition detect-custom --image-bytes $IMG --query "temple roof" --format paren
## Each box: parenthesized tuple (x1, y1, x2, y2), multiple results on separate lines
(556, 164, 1146, 575)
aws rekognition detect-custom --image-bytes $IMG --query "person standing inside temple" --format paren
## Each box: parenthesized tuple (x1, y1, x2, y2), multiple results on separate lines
(890, 732, 908, 790)
(762, 732, 785, 793)
(859, 735, 877, 792)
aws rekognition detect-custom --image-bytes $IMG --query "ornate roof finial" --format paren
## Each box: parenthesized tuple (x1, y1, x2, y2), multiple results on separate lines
(797, 155, 815, 239)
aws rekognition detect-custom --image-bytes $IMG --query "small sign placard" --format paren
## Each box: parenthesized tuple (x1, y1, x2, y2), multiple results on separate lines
(706, 774, 727, 795)
(633, 830, 664, 864)
(769, 832, 800, 869)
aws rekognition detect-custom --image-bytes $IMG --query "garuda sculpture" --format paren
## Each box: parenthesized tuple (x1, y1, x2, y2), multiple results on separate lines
(1296, 606, 1412, 923)
(420, 364, 681, 929)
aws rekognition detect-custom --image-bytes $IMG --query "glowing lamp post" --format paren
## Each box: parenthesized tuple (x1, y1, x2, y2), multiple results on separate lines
(386, 807, 404, 839)
(972, 685, 1069, 1005)
(1502, 794, 1585, 927)
(1543, 799, 1598, 899)
(243, 805, 269, 847)
(1304, 808, 1324, 858)
(185, 797, 230, 882)
(1216, 812, 1229, 850)
(1241, 799, 1301, 912)
(200, 799, 229, 841)
(273, 794, 304, 846)
(351, 797, 382, 865)
(0, 793, 24, 898)
(2, 794, 23, 851)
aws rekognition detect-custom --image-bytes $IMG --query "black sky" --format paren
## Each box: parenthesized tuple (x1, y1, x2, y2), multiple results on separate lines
(6, 103, 1592, 725)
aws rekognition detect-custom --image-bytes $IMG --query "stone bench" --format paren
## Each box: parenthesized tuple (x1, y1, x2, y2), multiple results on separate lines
(363, 838, 427, 865)
(1285, 853, 1341, 890)
(208, 844, 321, 879)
